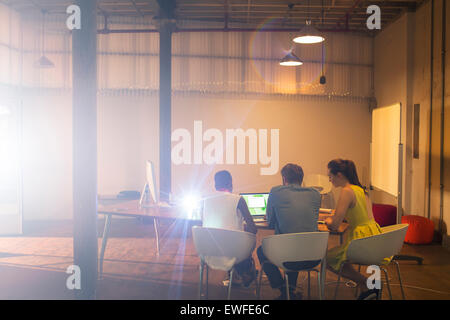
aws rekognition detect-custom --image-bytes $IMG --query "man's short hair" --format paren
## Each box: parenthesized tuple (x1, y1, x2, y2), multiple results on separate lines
(281, 163, 304, 185)
(214, 170, 233, 191)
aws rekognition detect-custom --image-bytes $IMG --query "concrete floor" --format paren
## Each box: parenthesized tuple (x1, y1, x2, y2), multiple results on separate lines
(0, 218, 449, 300)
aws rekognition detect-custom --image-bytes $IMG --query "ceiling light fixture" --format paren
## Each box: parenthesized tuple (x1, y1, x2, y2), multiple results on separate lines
(279, 51, 303, 67)
(293, 20, 325, 44)
(279, 4, 303, 67)
(293, 0, 325, 44)
(35, 10, 55, 69)
(319, 0, 326, 84)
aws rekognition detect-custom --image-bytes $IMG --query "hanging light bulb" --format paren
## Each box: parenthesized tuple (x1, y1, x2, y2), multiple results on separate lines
(35, 55, 55, 68)
(293, 0, 324, 44)
(279, 51, 303, 67)
(293, 20, 325, 44)
(35, 10, 55, 69)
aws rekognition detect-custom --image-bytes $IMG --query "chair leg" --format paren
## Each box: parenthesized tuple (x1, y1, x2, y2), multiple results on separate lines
(334, 262, 345, 300)
(381, 267, 392, 300)
(198, 260, 204, 300)
(256, 264, 265, 300)
(307, 271, 311, 300)
(379, 269, 383, 300)
(320, 257, 326, 300)
(393, 260, 406, 300)
(285, 273, 290, 300)
(205, 265, 209, 300)
(317, 270, 322, 300)
(355, 265, 361, 298)
(227, 269, 234, 300)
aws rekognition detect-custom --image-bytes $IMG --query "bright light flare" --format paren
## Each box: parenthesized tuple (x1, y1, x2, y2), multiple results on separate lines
(279, 60, 303, 67)
(181, 194, 202, 219)
(0, 106, 11, 116)
(293, 35, 325, 44)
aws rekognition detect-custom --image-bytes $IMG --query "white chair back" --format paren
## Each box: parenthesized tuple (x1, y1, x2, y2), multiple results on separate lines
(262, 232, 329, 270)
(192, 226, 256, 271)
(346, 224, 408, 266)
(202, 192, 243, 231)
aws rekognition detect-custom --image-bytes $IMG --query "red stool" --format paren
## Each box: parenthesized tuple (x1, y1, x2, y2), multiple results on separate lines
(371, 205, 425, 264)
(401, 215, 434, 245)
(372, 204, 397, 227)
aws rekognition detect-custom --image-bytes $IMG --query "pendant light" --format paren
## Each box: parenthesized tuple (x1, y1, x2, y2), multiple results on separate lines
(35, 10, 55, 68)
(319, 42, 326, 84)
(279, 51, 303, 67)
(293, 0, 325, 44)
(319, 0, 326, 84)
(279, 4, 303, 67)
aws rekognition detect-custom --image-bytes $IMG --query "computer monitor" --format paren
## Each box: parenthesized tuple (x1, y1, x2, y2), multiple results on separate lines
(240, 193, 269, 217)
(139, 160, 158, 206)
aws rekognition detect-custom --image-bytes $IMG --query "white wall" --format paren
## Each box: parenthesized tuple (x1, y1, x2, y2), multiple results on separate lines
(18, 90, 372, 221)
(97, 94, 159, 195)
(171, 95, 371, 197)
(373, 13, 413, 213)
(21, 91, 73, 220)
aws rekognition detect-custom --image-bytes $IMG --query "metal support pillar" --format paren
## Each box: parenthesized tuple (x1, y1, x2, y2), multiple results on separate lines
(72, 0, 98, 300)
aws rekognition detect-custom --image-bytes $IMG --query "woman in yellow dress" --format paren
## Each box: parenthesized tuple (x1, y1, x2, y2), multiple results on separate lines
(325, 159, 387, 300)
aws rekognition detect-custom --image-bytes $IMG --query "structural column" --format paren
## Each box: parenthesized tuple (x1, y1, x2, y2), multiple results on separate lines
(72, 0, 98, 299)
(159, 20, 173, 202)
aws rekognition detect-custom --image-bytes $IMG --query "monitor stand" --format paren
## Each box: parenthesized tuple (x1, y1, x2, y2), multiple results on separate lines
(139, 183, 157, 208)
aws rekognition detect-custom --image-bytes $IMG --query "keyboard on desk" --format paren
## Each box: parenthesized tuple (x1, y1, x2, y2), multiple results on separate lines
(253, 217, 266, 222)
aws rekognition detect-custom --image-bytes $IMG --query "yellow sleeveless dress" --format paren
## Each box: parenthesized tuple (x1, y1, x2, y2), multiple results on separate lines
(327, 185, 390, 272)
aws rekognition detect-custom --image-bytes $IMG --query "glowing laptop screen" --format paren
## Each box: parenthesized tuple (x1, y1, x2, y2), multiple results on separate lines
(240, 193, 269, 216)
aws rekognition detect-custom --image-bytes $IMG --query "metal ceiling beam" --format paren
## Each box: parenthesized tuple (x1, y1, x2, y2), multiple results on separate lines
(26, 0, 44, 12)
(130, 0, 144, 17)
(5, 0, 423, 33)
(369, 1, 418, 10)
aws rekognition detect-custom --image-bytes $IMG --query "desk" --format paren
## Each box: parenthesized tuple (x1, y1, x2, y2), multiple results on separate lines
(97, 201, 348, 280)
(319, 213, 349, 245)
(97, 200, 201, 278)
(255, 214, 349, 245)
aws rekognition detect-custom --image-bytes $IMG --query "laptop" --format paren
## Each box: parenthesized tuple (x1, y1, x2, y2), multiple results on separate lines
(240, 193, 269, 222)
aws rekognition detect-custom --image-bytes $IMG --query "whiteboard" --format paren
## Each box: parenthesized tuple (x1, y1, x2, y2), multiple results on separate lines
(371, 103, 401, 197)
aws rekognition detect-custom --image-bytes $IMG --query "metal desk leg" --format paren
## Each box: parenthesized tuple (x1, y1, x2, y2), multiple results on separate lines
(153, 217, 160, 256)
(320, 254, 327, 300)
(198, 260, 204, 300)
(99, 214, 112, 279)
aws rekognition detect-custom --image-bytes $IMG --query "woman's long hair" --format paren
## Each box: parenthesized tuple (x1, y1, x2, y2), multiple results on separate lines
(328, 159, 367, 193)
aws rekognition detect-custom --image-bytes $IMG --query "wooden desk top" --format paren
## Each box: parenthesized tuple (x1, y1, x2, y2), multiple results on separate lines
(254, 213, 349, 235)
(98, 200, 348, 234)
(98, 200, 202, 222)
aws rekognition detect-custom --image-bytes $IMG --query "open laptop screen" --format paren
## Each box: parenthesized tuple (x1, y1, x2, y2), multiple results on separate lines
(240, 193, 269, 216)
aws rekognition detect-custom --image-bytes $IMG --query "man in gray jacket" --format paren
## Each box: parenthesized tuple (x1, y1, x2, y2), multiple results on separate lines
(257, 163, 321, 300)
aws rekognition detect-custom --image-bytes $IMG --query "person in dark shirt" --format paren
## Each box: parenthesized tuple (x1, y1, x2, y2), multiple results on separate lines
(257, 164, 321, 299)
